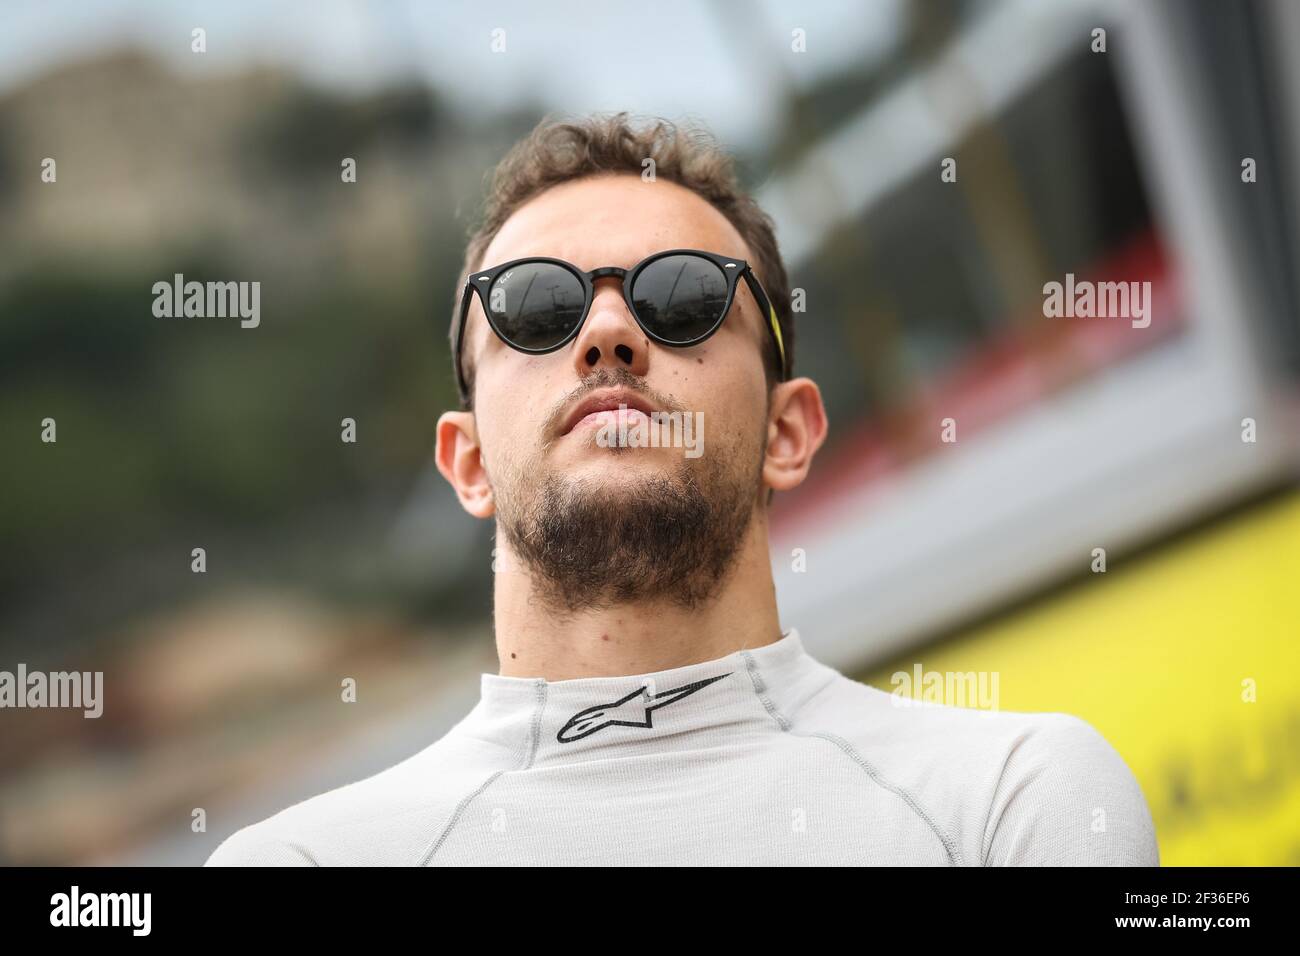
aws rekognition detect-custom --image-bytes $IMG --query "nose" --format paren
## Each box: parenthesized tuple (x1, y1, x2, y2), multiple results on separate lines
(571, 277, 650, 379)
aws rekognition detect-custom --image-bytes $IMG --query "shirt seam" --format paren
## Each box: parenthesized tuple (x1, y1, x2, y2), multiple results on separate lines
(979, 725, 1037, 865)
(286, 840, 322, 866)
(739, 649, 965, 867)
(417, 679, 547, 866)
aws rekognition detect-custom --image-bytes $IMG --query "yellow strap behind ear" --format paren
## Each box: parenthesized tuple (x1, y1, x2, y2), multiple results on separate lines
(769, 303, 786, 375)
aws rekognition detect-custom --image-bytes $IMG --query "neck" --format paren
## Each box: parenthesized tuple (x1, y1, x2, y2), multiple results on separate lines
(492, 507, 782, 680)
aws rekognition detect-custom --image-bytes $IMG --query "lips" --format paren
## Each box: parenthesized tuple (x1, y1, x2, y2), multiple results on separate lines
(561, 388, 658, 436)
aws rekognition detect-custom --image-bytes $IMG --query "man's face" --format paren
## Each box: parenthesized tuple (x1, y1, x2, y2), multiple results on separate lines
(455, 173, 779, 611)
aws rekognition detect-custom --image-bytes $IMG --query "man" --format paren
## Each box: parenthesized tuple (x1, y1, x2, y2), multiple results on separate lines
(207, 112, 1158, 866)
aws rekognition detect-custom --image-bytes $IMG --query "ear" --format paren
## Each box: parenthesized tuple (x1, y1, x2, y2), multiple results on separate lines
(763, 377, 829, 493)
(436, 411, 496, 519)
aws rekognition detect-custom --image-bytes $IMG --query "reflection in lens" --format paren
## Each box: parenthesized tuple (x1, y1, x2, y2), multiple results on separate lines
(632, 255, 728, 343)
(489, 262, 586, 350)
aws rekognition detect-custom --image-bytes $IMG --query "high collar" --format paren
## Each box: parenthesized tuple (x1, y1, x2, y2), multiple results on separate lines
(454, 629, 835, 769)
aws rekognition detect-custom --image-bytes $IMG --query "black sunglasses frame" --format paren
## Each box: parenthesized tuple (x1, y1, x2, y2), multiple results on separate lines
(452, 247, 788, 404)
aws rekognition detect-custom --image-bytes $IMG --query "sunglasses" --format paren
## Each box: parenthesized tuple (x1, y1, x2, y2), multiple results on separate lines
(452, 248, 787, 403)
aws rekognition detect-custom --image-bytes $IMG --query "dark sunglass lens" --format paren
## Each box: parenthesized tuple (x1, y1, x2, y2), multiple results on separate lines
(488, 262, 586, 350)
(631, 255, 729, 343)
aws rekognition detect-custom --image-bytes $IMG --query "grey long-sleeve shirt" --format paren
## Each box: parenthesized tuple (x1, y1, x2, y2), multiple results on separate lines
(205, 629, 1159, 866)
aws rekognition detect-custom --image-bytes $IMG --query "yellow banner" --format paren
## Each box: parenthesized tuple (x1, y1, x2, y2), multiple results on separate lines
(864, 488, 1300, 866)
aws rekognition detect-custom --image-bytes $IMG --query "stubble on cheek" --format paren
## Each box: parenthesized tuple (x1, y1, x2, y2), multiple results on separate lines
(489, 400, 768, 616)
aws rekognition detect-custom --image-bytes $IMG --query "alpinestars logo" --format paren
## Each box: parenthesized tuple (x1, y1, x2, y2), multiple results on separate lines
(557, 673, 732, 743)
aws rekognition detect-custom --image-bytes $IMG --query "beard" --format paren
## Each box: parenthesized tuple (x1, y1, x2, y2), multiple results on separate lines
(492, 398, 764, 615)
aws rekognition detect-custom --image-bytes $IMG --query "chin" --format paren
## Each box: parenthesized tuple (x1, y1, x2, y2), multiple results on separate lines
(559, 446, 687, 481)
(557, 431, 676, 458)
(573, 445, 679, 466)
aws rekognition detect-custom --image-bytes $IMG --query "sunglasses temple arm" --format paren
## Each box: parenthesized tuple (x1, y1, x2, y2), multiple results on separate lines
(453, 284, 473, 405)
(742, 269, 787, 379)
